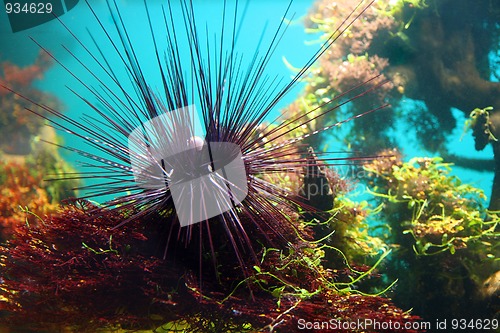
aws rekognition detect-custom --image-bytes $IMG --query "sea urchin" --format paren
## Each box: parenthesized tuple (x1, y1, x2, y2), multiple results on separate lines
(2, 0, 387, 280)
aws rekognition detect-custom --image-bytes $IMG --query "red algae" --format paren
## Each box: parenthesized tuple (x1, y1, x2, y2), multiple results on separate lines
(0, 198, 423, 332)
(0, 199, 186, 331)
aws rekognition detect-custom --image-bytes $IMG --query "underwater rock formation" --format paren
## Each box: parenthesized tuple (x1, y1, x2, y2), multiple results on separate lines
(0, 197, 422, 332)
(0, 159, 57, 241)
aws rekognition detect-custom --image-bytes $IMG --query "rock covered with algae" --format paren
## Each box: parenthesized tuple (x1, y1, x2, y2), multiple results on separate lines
(0, 197, 422, 332)
(0, 124, 421, 332)
(364, 149, 499, 322)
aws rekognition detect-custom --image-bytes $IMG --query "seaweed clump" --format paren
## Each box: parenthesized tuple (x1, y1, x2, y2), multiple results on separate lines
(0, 147, 78, 242)
(364, 149, 499, 321)
(0, 173, 422, 332)
(0, 199, 184, 332)
(0, 158, 57, 241)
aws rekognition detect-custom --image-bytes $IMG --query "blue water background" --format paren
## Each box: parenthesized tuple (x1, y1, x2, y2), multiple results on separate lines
(0, 0, 494, 203)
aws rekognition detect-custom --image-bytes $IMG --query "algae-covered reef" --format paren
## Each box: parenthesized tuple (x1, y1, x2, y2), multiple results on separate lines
(0, 51, 60, 155)
(0, 197, 421, 332)
(2, 142, 497, 332)
(365, 150, 499, 321)
(0, 0, 498, 332)
(303, 0, 500, 210)
(0, 54, 77, 243)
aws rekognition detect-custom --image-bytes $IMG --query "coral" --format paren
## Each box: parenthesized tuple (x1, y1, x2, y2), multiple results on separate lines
(0, 144, 78, 241)
(364, 150, 499, 320)
(0, 51, 60, 155)
(0, 160, 57, 241)
(300, 0, 400, 154)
